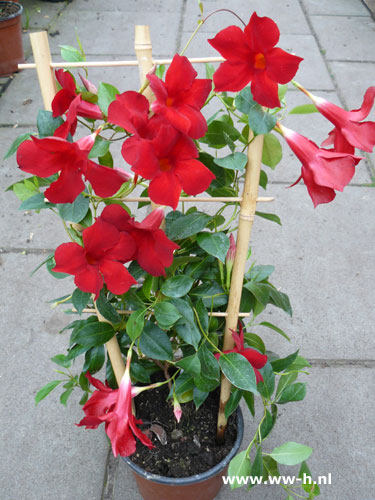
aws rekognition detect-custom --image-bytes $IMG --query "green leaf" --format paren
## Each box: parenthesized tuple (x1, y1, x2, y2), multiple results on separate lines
(194, 298, 209, 333)
(246, 264, 275, 282)
(225, 388, 243, 419)
(200, 119, 240, 149)
(46, 255, 70, 279)
(249, 447, 263, 489)
(268, 287, 292, 316)
(288, 355, 311, 371)
(271, 350, 299, 372)
(72, 289, 90, 315)
(19, 193, 54, 210)
(259, 321, 290, 342)
(194, 344, 220, 392)
(276, 372, 299, 400)
(277, 382, 306, 404)
(197, 232, 230, 263)
(243, 282, 271, 306)
(257, 362, 275, 400)
(97, 82, 119, 115)
(59, 45, 84, 63)
(255, 211, 282, 225)
(60, 388, 74, 406)
(243, 391, 255, 417)
(155, 64, 166, 79)
(96, 291, 122, 324)
(173, 371, 195, 397)
(88, 136, 110, 159)
(73, 321, 115, 348)
(263, 455, 280, 480)
(37, 110, 64, 138)
(205, 62, 214, 79)
(12, 180, 38, 201)
(166, 211, 211, 240)
(289, 103, 318, 115)
(262, 133, 282, 169)
(3, 132, 31, 160)
(269, 442, 313, 466)
(259, 169, 268, 189)
(190, 283, 228, 308)
(175, 354, 201, 377)
(219, 352, 258, 393)
(299, 461, 321, 496)
(161, 275, 194, 298)
(126, 308, 146, 341)
(193, 387, 209, 410)
(214, 152, 247, 172)
(139, 321, 173, 360)
(235, 87, 277, 134)
(227, 450, 252, 490)
(83, 345, 105, 374)
(171, 298, 201, 349)
(35, 380, 62, 404)
(154, 302, 181, 328)
(58, 194, 89, 223)
(243, 332, 266, 354)
(260, 408, 275, 439)
(51, 354, 71, 368)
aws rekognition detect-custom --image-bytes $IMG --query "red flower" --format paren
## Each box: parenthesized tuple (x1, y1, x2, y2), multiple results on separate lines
(77, 353, 153, 457)
(52, 69, 103, 122)
(305, 86, 375, 154)
(279, 124, 363, 207)
(17, 134, 129, 204)
(100, 205, 179, 276)
(122, 125, 215, 209)
(215, 323, 267, 383)
(108, 90, 153, 138)
(52, 219, 137, 299)
(147, 54, 212, 139)
(208, 12, 303, 108)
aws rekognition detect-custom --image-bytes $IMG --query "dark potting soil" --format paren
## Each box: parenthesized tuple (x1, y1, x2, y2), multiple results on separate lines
(0, 3, 19, 19)
(130, 382, 237, 478)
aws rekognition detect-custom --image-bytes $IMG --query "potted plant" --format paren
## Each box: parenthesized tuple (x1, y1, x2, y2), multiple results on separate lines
(5, 5, 374, 500)
(0, 0, 24, 76)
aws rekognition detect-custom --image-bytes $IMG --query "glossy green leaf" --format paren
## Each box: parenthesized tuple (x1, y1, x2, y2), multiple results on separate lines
(276, 372, 299, 400)
(255, 211, 281, 225)
(171, 298, 201, 349)
(166, 211, 211, 240)
(19, 193, 54, 210)
(72, 288, 90, 315)
(219, 352, 258, 393)
(51, 354, 71, 368)
(243, 332, 266, 354)
(271, 350, 299, 372)
(242, 391, 255, 417)
(190, 282, 228, 308)
(289, 103, 318, 115)
(193, 387, 209, 410)
(249, 447, 263, 489)
(83, 345, 105, 374)
(154, 302, 181, 327)
(60, 388, 74, 406)
(277, 382, 306, 404)
(97, 82, 119, 115)
(257, 362, 275, 399)
(262, 133, 282, 168)
(161, 275, 194, 298)
(58, 194, 89, 223)
(96, 292, 121, 324)
(287, 355, 311, 371)
(174, 371, 195, 397)
(299, 461, 321, 495)
(259, 321, 290, 341)
(59, 45, 84, 63)
(126, 308, 146, 341)
(227, 450, 252, 490)
(225, 388, 243, 419)
(194, 344, 220, 392)
(197, 232, 230, 262)
(73, 321, 115, 347)
(35, 380, 62, 404)
(175, 354, 201, 377)
(3, 133, 31, 160)
(37, 110, 63, 138)
(214, 152, 247, 172)
(260, 409, 275, 440)
(235, 87, 277, 134)
(88, 136, 110, 159)
(46, 255, 70, 279)
(269, 442, 313, 466)
(200, 119, 240, 149)
(246, 265, 275, 282)
(139, 321, 173, 360)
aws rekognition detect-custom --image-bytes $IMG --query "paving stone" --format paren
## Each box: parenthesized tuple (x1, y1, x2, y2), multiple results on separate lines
(0, 252, 108, 500)
(301, 0, 371, 16)
(183, 0, 310, 34)
(113, 366, 375, 500)
(309, 15, 375, 61)
(70, 0, 184, 12)
(46, 10, 181, 57)
(20, 0, 66, 30)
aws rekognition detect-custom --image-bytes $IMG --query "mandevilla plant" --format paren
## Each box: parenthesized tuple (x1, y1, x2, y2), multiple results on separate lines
(6, 4, 375, 499)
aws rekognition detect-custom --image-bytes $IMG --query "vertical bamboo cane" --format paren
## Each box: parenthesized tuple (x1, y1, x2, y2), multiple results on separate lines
(216, 133, 264, 442)
(134, 25, 154, 104)
(30, 32, 56, 111)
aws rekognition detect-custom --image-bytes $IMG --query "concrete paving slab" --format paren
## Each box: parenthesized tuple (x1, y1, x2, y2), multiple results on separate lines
(20, 0, 67, 30)
(301, 0, 371, 16)
(250, 184, 375, 360)
(183, 0, 310, 34)
(46, 10, 182, 57)
(309, 15, 375, 61)
(0, 252, 108, 500)
(70, 0, 184, 12)
(113, 366, 375, 500)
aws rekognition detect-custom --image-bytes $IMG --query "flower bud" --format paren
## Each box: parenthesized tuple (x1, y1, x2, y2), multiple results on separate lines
(173, 393, 182, 423)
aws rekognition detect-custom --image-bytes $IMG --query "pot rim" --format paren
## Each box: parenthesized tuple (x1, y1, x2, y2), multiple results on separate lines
(122, 406, 244, 485)
(0, 1, 23, 22)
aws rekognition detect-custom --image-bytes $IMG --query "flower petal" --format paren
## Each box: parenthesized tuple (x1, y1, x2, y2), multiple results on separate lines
(85, 161, 126, 198)
(174, 158, 215, 195)
(44, 165, 85, 203)
(165, 54, 197, 95)
(17, 139, 62, 177)
(108, 91, 150, 135)
(244, 12, 280, 53)
(208, 26, 250, 61)
(148, 171, 182, 209)
(53, 242, 86, 274)
(75, 266, 103, 299)
(265, 47, 303, 84)
(301, 165, 336, 208)
(99, 259, 137, 295)
(250, 72, 280, 108)
(213, 61, 252, 93)
(83, 220, 120, 255)
(100, 204, 132, 232)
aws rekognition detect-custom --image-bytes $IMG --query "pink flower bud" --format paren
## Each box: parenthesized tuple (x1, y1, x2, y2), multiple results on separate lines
(79, 73, 98, 94)
(226, 234, 236, 265)
(173, 394, 182, 423)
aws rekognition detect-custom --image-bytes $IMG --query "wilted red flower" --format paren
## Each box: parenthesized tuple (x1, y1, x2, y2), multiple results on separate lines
(122, 124, 215, 209)
(17, 134, 130, 204)
(52, 219, 137, 299)
(147, 54, 212, 139)
(279, 123, 363, 207)
(77, 352, 153, 457)
(100, 205, 179, 276)
(214, 323, 267, 383)
(208, 12, 303, 108)
(301, 86, 375, 154)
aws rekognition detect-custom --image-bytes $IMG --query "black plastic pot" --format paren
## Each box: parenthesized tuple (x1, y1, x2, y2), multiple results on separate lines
(123, 407, 244, 500)
(0, 1, 24, 76)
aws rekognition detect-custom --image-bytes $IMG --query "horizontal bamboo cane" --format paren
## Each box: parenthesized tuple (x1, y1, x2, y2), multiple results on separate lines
(72, 309, 252, 317)
(121, 196, 273, 203)
(18, 56, 225, 70)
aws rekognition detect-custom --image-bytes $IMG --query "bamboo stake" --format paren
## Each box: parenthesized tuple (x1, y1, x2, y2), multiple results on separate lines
(120, 196, 273, 203)
(216, 133, 264, 442)
(134, 25, 154, 103)
(29, 32, 56, 111)
(74, 309, 252, 318)
(18, 56, 224, 71)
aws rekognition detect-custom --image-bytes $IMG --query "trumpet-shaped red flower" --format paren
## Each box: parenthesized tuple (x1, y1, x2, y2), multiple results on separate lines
(214, 323, 267, 383)
(279, 124, 363, 207)
(147, 54, 212, 139)
(208, 12, 303, 108)
(122, 124, 215, 209)
(108, 90, 152, 137)
(305, 86, 375, 154)
(77, 353, 153, 457)
(52, 219, 137, 299)
(17, 134, 129, 204)
(99, 205, 179, 276)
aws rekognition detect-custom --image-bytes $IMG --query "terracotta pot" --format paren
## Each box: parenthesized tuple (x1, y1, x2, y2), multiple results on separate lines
(0, 1, 24, 76)
(123, 407, 244, 500)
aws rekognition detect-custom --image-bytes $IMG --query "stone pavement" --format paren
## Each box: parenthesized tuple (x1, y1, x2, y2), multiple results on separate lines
(0, 1, 374, 499)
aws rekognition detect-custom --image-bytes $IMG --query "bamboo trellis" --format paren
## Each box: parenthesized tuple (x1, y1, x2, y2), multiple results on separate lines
(23, 27, 265, 436)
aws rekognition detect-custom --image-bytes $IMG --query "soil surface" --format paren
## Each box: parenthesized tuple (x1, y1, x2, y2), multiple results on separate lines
(130, 380, 238, 478)
(0, 3, 20, 19)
